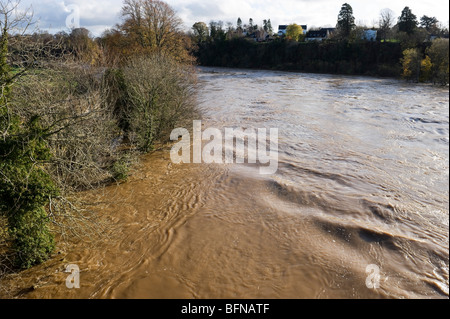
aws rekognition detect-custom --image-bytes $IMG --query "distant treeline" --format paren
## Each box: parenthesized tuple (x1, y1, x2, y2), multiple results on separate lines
(191, 4, 449, 84)
(195, 38, 405, 77)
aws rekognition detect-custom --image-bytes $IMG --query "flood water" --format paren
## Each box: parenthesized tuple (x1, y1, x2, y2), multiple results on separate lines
(2, 67, 449, 299)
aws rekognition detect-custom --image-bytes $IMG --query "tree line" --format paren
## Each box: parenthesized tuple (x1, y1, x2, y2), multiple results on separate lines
(191, 3, 449, 84)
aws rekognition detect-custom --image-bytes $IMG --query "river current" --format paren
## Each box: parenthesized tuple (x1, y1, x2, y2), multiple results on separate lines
(1, 67, 448, 299)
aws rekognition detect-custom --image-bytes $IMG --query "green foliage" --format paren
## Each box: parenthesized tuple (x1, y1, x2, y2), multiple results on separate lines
(196, 38, 404, 77)
(111, 155, 132, 182)
(13, 65, 124, 191)
(192, 22, 209, 43)
(400, 40, 449, 85)
(8, 207, 55, 269)
(1, 26, 57, 269)
(398, 7, 418, 35)
(427, 39, 449, 85)
(104, 68, 130, 133)
(0, 112, 59, 268)
(64, 28, 102, 65)
(209, 21, 226, 42)
(397, 29, 429, 50)
(420, 16, 439, 34)
(337, 3, 356, 38)
(195, 25, 447, 85)
(0, 25, 11, 106)
(237, 18, 242, 29)
(1, 0, 199, 273)
(263, 19, 273, 35)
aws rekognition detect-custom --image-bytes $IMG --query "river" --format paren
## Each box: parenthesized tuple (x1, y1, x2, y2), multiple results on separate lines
(1, 67, 448, 299)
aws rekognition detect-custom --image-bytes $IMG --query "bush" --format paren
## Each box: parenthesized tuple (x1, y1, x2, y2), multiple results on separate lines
(13, 64, 123, 191)
(420, 55, 432, 82)
(1, 0, 199, 272)
(111, 154, 134, 182)
(427, 39, 449, 85)
(8, 207, 55, 269)
(0, 114, 59, 269)
(3, 63, 127, 268)
(401, 48, 422, 82)
(108, 53, 198, 152)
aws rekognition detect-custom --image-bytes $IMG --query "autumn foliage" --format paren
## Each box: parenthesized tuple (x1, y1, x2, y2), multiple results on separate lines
(402, 39, 449, 84)
(101, 0, 194, 65)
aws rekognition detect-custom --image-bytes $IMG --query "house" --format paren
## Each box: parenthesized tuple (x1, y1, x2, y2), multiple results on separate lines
(277, 25, 287, 36)
(278, 25, 308, 36)
(363, 29, 377, 41)
(305, 28, 335, 41)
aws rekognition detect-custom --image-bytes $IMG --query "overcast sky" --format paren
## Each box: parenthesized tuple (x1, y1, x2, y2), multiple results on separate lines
(17, 0, 450, 36)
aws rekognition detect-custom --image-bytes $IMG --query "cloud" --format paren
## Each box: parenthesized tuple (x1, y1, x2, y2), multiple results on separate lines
(19, 0, 123, 35)
(173, 0, 351, 31)
(185, 2, 224, 19)
(16, 0, 450, 36)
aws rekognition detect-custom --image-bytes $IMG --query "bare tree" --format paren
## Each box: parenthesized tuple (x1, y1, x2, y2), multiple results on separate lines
(1, 0, 34, 94)
(379, 8, 395, 41)
(121, 0, 184, 53)
(0, 0, 34, 35)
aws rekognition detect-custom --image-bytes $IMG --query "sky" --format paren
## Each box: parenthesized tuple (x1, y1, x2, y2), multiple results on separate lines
(14, 0, 450, 36)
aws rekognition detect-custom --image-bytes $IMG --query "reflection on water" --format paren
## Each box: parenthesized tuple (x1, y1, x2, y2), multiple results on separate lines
(2, 67, 448, 299)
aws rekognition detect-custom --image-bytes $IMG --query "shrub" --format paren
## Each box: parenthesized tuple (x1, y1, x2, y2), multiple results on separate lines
(0, 114, 59, 268)
(8, 207, 55, 269)
(427, 39, 449, 85)
(13, 64, 123, 191)
(110, 53, 198, 152)
(401, 48, 422, 82)
(420, 55, 432, 82)
(2, 63, 127, 268)
(111, 154, 134, 182)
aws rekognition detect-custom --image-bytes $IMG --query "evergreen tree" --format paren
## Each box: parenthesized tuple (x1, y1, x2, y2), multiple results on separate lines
(398, 7, 418, 34)
(337, 3, 356, 38)
(263, 19, 273, 35)
(267, 19, 273, 34)
(237, 17, 242, 29)
(420, 16, 439, 33)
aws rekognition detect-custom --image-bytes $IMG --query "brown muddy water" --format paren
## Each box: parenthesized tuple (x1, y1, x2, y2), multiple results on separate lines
(1, 67, 449, 299)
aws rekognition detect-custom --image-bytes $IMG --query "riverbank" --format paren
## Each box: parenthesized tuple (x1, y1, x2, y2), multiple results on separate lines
(194, 38, 449, 84)
(0, 147, 198, 298)
(195, 39, 403, 78)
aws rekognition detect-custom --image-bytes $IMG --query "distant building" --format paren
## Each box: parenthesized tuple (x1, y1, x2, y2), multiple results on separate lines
(278, 25, 287, 36)
(363, 30, 377, 41)
(305, 28, 335, 41)
(278, 25, 308, 36)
